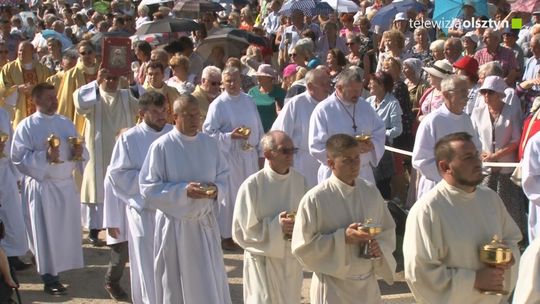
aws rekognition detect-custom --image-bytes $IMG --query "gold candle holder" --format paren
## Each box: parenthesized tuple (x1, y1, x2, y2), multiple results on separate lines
(47, 134, 64, 164)
(0, 131, 8, 159)
(358, 218, 383, 260)
(68, 136, 85, 161)
(478, 235, 513, 296)
(238, 126, 253, 151)
(283, 211, 296, 241)
(198, 183, 217, 197)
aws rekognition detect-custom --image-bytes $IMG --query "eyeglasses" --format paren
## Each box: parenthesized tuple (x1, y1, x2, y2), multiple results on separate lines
(79, 50, 93, 56)
(273, 147, 298, 155)
(480, 90, 496, 96)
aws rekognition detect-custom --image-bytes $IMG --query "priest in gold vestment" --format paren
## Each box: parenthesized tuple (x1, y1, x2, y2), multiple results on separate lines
(0, 41, 51, 129)
(57, 40, 99, 134)
(74, 68, 138, 244)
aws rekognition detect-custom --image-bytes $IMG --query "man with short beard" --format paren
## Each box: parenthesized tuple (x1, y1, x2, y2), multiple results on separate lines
(404, 132, 522, 303)
(0, 41, 52, 129)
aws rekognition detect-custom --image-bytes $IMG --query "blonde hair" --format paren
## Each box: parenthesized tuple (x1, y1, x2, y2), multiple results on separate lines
(169, 54, 190, 71)
(384, 29, 405, 50)
(295, 67, 308, 81)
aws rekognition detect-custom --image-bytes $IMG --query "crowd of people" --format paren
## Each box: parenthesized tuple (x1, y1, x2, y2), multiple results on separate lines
(2, 0, 540, 303)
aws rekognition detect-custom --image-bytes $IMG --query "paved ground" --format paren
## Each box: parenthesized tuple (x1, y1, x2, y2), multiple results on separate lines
(13, 233, 415, 303)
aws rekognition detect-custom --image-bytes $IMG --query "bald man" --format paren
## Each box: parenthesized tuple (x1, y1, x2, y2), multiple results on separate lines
(0, 41, 52, 128)
(233, 130, 307, 303)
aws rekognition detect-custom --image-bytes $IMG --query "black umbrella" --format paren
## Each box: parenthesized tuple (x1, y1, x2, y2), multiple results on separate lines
(210, 28, 268, 47)
(173, 0, 225, 14)
(134, 18, 202, 36)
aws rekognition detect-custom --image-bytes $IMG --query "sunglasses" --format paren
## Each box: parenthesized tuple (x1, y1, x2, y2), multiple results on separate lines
(480, 90, 496, 95)
(274, 147, 299, 155)
(79, 51, 93, 56)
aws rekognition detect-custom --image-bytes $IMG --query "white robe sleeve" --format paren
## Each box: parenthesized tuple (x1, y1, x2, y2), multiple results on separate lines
(308, 106, 330, 166)
(11, 123, 48, 181)
(202, 101, 233, 154)
(403, 205, 478, 303)
(103, 172, 124, 230)
(523, 134, 540, 207)
(271, 99, 295, 135)
(513, 238, 540, 304)
(232, 177, 287, 259)
(74, 81, 99, 116)
(108, 134, 145, 211)
(412, 118, 440, 181)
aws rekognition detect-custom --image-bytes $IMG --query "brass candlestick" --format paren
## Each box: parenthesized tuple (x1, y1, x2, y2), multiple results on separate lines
(479, 235, 513, 296)
(68, 136, 85, 161)
(283, 211, 296, 241)
(238, 126, 254, 151)
(47, 134, 64, 164)
(358, 219, 383, 260)
(0, 132, 8, 159)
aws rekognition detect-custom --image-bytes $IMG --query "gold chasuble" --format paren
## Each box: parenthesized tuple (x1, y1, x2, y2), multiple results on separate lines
(57, 61, 97, 134)
(0, 59, 52, 128)
(143, 82, 179, 122)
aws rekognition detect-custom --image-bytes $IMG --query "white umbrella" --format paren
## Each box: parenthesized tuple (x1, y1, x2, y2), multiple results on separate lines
(323, 0, 359, 13)
(139, 0, 173, 5)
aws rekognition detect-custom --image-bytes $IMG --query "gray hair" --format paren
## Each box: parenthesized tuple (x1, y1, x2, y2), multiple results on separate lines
(172, 94, 199, 114)
(484, 28, 502, 42)
(445, 38, 463, 53)
(138, 4, 149, 15)
(479, 61, 503, 78)
(532, 33, 540, 48)
(304, 67, 327, 85)
(430, 39, 445, 52)
(260, 131, 280, 152)
(441, 75, 469, 93)
(222, 66, 240, 77)
(336, 67, 363, 86)
(202, 65, 222, 80)
(403, 58, 423, 80)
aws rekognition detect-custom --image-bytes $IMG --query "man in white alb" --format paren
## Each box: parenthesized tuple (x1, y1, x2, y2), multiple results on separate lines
(203, 66, 265, 250)
(404, 132, 521, 303)
(272, 68, 332, 188)
(292, 134, 396, 304)
(412, 75, 481, 200)
(107, 91, 173, 303)
(309, 68, 385, 184)
(11, 83, 85, 295)
(232, 130, 307, 303)
(140, 94, 231, 304)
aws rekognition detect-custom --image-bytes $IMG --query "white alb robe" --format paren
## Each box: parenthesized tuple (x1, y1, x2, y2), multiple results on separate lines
(75, 81, 138, 229)
(232, 165, 307, 303)
(11, 112, 84, 275)
(108, 121, 173, 304)
(412, 104, 481, 200)
(103, 169, 128, 245)
(203, 91, 264, 238)
(140, 130, 231, 304)
(523, 132, 540, 242)
(0, 108, 27, 257)
(292, 174, 396, 304)
(271, 91, 320, 188)
(513, 238, 540, 304)
(403, 180, 522, 303)
(308, 93, 385, 184)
